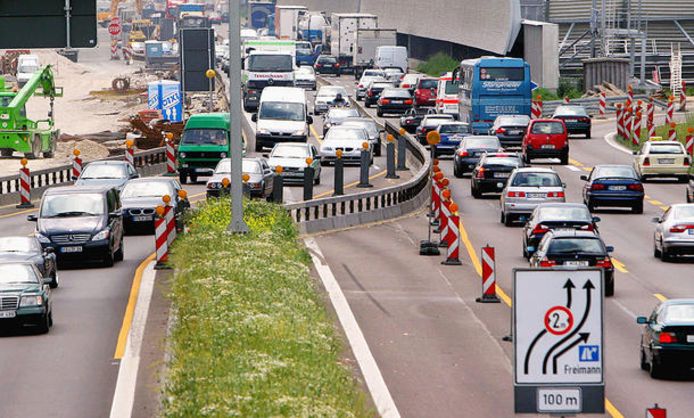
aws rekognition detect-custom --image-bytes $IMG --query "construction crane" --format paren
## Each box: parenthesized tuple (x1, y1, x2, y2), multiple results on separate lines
(0, 66, 63, 159)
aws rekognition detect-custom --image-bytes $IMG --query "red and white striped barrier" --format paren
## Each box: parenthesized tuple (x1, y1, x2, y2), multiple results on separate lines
(125, 140, 134, 166)
(162, 195, 176, 246)
(154, 206, 169, 269)
(624, 107, 633, 141)
(627, 85, 634, 108)
(680, 81, 687, 112)
(441, 202, 461, 265)
(165, 138, 176, 174)
(431, 174, 441, 227)
(476, 245, 500, 303)
(563, 96, 570, 104)
(668, 122, 677, 141)
(598, 91, 606, 118)
(532, 97, 543, 119)
(438, 193, 450, 247)
(72, 150, 82, 180)
(615, 104, 624, 138)
(666, 96, 674, 125)
(647, 101, 655, 138)
(646, 404, 667, 418)
(110, 37, 119, 60)
(633, 111, 642, 145)
(686, 128, 694, 156)
(17, 159, 33, 209)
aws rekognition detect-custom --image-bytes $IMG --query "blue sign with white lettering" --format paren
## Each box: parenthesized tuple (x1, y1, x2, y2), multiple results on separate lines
(578, 345, 600, 362)
(147, 80, 182, 122)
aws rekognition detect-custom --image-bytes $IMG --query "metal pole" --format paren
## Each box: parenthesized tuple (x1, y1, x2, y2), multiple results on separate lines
(590, 0, 597, 58)
(333, 154, 344, 196)
(385, 138, 398, 179)
(227, 0, 249, 233)
(65, 0, 72, 49)
(397, 134, 408, 171)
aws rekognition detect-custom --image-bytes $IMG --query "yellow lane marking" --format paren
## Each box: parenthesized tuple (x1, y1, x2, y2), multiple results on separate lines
(649, 199, 663, 206)
(605, 398, 626, 418)
(114, 252, 156, 360)
(653, 293, 668, 302)
(0, 206, 37, 219)
(611, 258, 628, 273)
(309, 124, 323, 143)
(569, 159, 584, 167)
(313, 169, 387, 199)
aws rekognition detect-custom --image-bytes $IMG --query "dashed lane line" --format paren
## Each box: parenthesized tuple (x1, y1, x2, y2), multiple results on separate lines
(653, 293, 668, 302)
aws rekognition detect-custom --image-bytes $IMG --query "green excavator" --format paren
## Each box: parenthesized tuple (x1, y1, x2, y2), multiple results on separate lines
(0, 65, 63, 158)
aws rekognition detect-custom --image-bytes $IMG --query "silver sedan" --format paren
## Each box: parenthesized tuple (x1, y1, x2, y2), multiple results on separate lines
(500, 167, 566, 227)
(653, 203, 694, 261)
(206, 157, 274, 199)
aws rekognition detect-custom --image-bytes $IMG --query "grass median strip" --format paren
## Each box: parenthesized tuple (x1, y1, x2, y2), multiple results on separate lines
(163, 199, 371, 417)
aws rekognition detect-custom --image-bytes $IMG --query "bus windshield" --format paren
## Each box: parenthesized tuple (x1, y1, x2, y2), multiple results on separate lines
(479, 67, 524, 81)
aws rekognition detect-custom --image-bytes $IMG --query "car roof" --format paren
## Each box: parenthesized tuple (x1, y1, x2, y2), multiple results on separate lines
(84, 160, 129, 166)
(647, 141, 682, 146)
(439, 121, 468, 126)
(546, 229, 600, 238)
(44, 185, 112, 195)
(260, 86, 305, 103)
(185, 112, 230, 130)
(514, 167, 557, 173)
(465, 135, 498, 140)
(274, 142, 309, 148)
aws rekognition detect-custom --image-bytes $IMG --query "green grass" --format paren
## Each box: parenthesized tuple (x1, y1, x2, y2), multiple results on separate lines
(163, 199, 372, 417)
(416, 52, 459, 77)
(615, 113, 694, 151)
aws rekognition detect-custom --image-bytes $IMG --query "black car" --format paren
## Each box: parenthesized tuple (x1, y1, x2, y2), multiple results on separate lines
(453, 136, 502, 178)
(470, 152, 524, 198)
(0, 237, 58, 288)
(28, 186, 124, 267)
(399, 107, 436, 133)
(0, 263, 53, 333)
(489, 114, 531, 148)
(522, 203, 600, 259)
(314, 55, 340, 76)
(581, 165, 645, 213)
(552, 105, 592, 138)
(364, 81, 394, 107)
(121, 177, 188, 235)
(376, 88, 413, 117)
(638, 299, 694, 378)
(530, 230, 615, 296)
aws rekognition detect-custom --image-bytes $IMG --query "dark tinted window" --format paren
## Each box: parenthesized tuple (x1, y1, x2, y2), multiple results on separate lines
(382, 89, 411, 98)
(181, 129, 228, 146)
(649, 144, 685, 154)
(479, 67, 524, 81)
(593, 166, 637, 179)
(484, 156, 521, 167)
(531, 122, 565, 134)
(439, 124, 469, 134)
(318, 56, 337, 63)
(547, 238, 604, 255)
(511, 172, 562, 187)
(418, 79, 438, 89)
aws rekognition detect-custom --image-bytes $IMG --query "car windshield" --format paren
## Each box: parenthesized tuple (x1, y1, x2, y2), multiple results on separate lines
(324, 128, 366, 141)
(41, 193, 105, 218)
(247, 54, 293, 72)
(296, 66, 314, 75)
(181, 129, 228, 146)
(0, 238, 38, 253)
(363, 70, 385, 78)
(539, 207, 591, 221)
(121, 181, 172, 198)
(555, 106, 588, 116)
(443, 80, 458, 95)
(465, 137, 499, 149)
(342, 121, 378, 137)
(649, 144, 684, 154)
(498, 115, 530, 126)
(425, 116, 453, 124)
(419, 79, 437, 89)
(531, 122, 564, 134)
(296, 48, 312, 56)
(215, 159, 262, 174)
(484, 156, 521, 166)
(80, 164, 127, 179)
(440, 124, 469, 134)
(271, 146, 308, 159)
(594, 166, 637, 179)
(663, 304, 694, 323)
(259, 102, 305, 122)
(512, 172, 562, 187)
(328, 109, 359, 120)
(674, 206, 694, 219)
(382, 89, 410, 98)
(0, 264, 38, 284)
(548, 237, 604, 255)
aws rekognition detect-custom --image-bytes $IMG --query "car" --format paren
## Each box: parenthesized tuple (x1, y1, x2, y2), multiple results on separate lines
(637, 299, 694, 378)
(28, 186, 124, 267)
(688, 162, 694, 202)
(294, 65, 316, 90)
(0, 237, 58, 288)
(500, 167, 566, 226)
(633, 140, 691, 182)
(177, 113, 239, 183)
(453, 135, 502, 177)
(522, 119, 569, 165)
(121, 177, 189, 235)
(383, 68, 404, 85)
(400, 107, 436, 134)
(206, 157, 274, 199)
(652, 203, 694, 261)
(552, 105, 592, 138)
(529, 230, 615, 296)
(267, 143, 321, 184)
(356, 70, 387, 100)
(435, 122, 471, 156)
(319, 126, 372, 165)
(314, 55, 340, 76)
(341, 117, 383, 156)
(470, 152, 525, 198)
(413, 77, 438, 107)
(364, 81, 395, 108)
(314, 85, 349, 115)
(581, 165, 645, 213)
(489, 114, 531, 149)
(0, 263, 53, 333)
(522, 203, 599, 259)
(322, 108, 360, 136)
(416, 114, 454, 144)
(74, 161, 139, 190)
(376, 88, 413, 117)
(254, 87, 312, 152)
(399, 73, 422, 93)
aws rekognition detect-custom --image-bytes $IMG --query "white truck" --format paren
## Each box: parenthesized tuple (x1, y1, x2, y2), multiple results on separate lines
(329, 13, 378, 72)
(274, 5, 307, 40)
(353, 28, 396, 78)
(16, 55, 40, 87)
(242, 40, 297, 111)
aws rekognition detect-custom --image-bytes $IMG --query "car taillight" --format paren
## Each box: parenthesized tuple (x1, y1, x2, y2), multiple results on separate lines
(596, 257, 612, 269)
(627, 183, 644, 191)
(546, 191, 565, 198)
(532, 224, 549, 235)
(335, 63, 340, 68)
(458, 150, 469, 157)
(496, 128, 506, 134)
(659, 332, 678, 344)
(358, 84, 363, 88)
(579, 117, 590, 123)
(643, 157, 651, 166)
(405, 99, 413, 105)
(507, 191, 526, 198)
(402, 83, 410, 88)
(380, 99, 390, 105)
(415, 90, 422, 98)
(539, 259, 556, 267)
(670, 224, 694, 233)
(579, 224, 594, 231)
(475, 167, 486, 179)
(591, 183, 606, 191)
(315, 64, 322, 68)
(685, 157, 691, 166)
(367, 90, 373, 97)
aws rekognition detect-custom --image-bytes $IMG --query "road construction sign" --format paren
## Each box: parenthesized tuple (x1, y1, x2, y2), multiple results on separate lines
(513, 268, 604, 414)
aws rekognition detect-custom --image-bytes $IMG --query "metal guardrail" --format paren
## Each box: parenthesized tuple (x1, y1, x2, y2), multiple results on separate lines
(541, 94, 657, 115)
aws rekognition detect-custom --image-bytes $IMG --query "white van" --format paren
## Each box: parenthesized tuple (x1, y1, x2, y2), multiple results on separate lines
(16, 54, 40, 86)
(252, 87, 313, 151)
(436, 72, 459, 119)
(375, 46, 408, 73)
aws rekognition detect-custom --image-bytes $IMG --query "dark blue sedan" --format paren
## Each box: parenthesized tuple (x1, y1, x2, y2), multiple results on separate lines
(581, 165, 645, 213)
(638, 299, 694, 378)
(435, 122, 470, 156)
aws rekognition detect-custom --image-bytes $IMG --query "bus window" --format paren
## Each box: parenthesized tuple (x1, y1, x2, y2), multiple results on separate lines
(479, 67, 524, 81)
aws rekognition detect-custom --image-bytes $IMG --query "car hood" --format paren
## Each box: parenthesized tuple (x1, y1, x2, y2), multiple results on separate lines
(122, 196, 166, 209)
(38, 216, 104, 235)
(0, 283, 41, 294)
(267, 157, 306, 169)
(321, 139, 365, 149)
(75, 178, 127, 189)
(0, 253, 41, 264)
(257, 119, 305, 133)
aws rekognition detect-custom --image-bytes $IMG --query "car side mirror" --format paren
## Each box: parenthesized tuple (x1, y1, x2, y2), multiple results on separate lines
(27, 214, 37, 222)
(262, 153, 269, 158)
(606, 245, 614, 253)
(632, 150, 638, 155)
(307, 116, 313, 125)
(636, 316, 648, 324)
(592, 216, 601, 223)
(42, 277, 51, 285)
(580, 175, 588, 181)
(131, 173, 140, 179)
(44, 247, 55, 254)
(651, 217, 661, 223)
(251, 113, 258, 122)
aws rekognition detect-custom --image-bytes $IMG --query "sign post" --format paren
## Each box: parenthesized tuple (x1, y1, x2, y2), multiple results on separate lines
(108, 17, 121, 60)
(513, 268, 604, 414)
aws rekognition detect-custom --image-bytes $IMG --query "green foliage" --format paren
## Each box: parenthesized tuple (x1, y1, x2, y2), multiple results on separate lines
(532, 87, 559, 101)
(416, 52, 459, 77)
(163, 199, 371, 417)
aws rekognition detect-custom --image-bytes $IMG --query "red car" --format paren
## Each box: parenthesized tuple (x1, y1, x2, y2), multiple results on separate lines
(522, 119, 569, 165)
(414, 78, 438, 107)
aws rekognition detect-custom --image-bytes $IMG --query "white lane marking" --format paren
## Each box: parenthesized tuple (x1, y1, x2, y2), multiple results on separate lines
(604, 131, 633, 155)
(304, 238, 401, 418)
(566, 165, 583, 172)
(109, 261, 156, 418)
(611, 298, 637, 320)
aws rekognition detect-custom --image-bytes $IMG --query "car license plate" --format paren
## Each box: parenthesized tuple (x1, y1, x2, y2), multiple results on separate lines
(564, 260, 589, 266)
(688, 335, 694, 343)
(566, 119, 578, 123)
(494, 172, 510, 178)
(133, 215, 153, 222)
(61, 246, 83, 253)
(609, 185, 627, 191)
(508, 130, 521, 135)
(391, 100, 402, 104)
(689, 229, 694, 235)
(541, 144, 555, 149)
(0, 311, 16, 319)
(658, 158, 674, 164)
(527, 193, 545, 198)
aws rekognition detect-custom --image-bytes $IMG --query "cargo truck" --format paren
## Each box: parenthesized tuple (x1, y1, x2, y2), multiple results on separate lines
(274, 5, 307, 40)
(353, 28, 396, 78)
(329, 13, 378, 72)
(249, 1, 275, 30)
(242, 39, 296, 111)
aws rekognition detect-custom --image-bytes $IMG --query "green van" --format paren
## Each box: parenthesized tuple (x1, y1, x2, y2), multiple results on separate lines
(177, 113, 245, 184)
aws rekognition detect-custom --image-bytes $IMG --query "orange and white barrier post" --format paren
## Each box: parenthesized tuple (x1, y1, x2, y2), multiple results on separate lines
(647, 101, 655, 138)
(125, 139, 134, 166)
(110, 37, 119, 60)
(680, 81, 687, 112)
(627, 85, 634, 108)
(625, 106, 633, 140)
(72, 149, 82, 180)
(165, 135, 176, 175)
(476, 245, 501, 303)
(163, 195, 176, 246)
(563, 96, 570, 104)
(686, 127, 694, 156)
(441, 202, 461, 265)
(666, 95, 674, 125)
(154, 205, 170, 269)
(438, 189, 451, 247)
(598, 91, 606, 118)
(615, 104, 624, 138)
(632, 110, 642, 145)
(535, 96, 543, 118)
(668, 122, 677, 141)
(646, 404, 667, 418)
(17, 158, 33, 209)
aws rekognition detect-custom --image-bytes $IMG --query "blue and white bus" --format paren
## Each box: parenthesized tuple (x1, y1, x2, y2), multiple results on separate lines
(452, 57, 532, 134)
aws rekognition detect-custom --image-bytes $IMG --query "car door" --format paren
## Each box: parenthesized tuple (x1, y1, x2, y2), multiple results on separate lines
(644, 307, 663, 360)
(261, 160, 273, 195)
(655, 207, 670, 244)
(108, 189, 124, 247)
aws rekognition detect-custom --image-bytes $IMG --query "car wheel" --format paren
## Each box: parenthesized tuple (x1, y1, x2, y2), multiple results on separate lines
(255, 142, 263, 152)
(679, 175, 688, 184)
(653, 241, 662, 258)
(504, 213, 514, 227)
(661, 242, 672, 262)
(103, 249, 114, 268)
(453, 163, 463, 178)
(560, 151, 569, 165)
(632, 201, 644, 214)
(649, 358, 667, 379)
(377, 110, 383, 117)
(471, 184, 482, 199)
(640, 175, 647, 182)
(114, 239, 124, 262)
(178, 172, 187, 185)
(585, 130, 591, 139)
(49, 272, 59, 289)
(640, 348, 649, 371)
(36, 313, 50, 334)
(314, 174, 320, 185)
(687, 189, 693, 203)
(374, 143, 382, 157)
(189, 173, 198, 184)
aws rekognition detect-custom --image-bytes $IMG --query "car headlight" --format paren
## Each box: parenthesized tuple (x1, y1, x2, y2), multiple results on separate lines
(293, 129, 305, 136)
(20, 295, 43, 307)
(257, 129, 270, 135)
(178, 152, 186, 159)
(35, 233, 50, 244)
(92, 229, 110, 241)
(207, 182, 221, 190)
(220, 152, 227, 158)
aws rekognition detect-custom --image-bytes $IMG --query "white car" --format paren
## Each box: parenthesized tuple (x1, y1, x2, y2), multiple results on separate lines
(400, 73, 422, 91)
(653, 203, 694, 261)
(16, 54, 40, 86)
(319, 126, 372, 165)
(267, 143, 321, 184)
(500, 167, 566, 226)
(294, 66, 316, 90)
(314, 85, 349, 115)
(356, 70, 387, 100)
